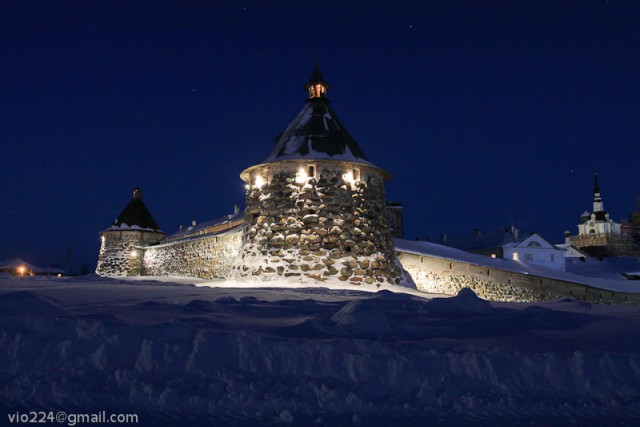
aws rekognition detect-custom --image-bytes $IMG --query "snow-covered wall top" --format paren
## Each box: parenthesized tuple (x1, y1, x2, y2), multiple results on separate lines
(394, 238, 640, 293)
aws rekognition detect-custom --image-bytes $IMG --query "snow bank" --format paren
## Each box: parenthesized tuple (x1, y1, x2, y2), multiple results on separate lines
(424, 287, 494, 314)
(2, 276, 640, 425)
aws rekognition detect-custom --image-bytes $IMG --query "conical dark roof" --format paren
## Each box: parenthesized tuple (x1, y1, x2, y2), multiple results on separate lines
(304, 64, 329, 89)
(261, 66, 371, 165)
(109, 188, 162, 231)
(262, 100, 371, 164)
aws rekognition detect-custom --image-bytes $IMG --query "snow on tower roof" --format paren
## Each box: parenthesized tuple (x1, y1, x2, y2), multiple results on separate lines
(107, 187, 162, 232)
(260, 65, 373, 166)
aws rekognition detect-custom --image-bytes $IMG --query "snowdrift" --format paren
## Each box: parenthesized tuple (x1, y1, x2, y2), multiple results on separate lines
(1, 276, 640, 426)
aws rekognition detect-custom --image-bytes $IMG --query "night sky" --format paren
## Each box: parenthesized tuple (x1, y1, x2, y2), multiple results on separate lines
(2, 1, 639, 272)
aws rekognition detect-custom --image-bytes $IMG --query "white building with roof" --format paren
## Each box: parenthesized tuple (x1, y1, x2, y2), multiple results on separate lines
(503, 233, 566, 270)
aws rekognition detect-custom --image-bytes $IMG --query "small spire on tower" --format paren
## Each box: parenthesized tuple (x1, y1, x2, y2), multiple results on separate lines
(133, 187, 143, 200)
(592, 173, 604, 214)
(304, 64, 330, 100)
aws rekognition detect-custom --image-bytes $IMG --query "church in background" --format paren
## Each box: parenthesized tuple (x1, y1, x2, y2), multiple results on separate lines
(567, 174, 638, 258)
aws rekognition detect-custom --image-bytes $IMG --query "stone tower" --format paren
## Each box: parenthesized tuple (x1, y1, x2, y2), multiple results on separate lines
(96, 187, 165, 276)
(234, 66, 410, 287)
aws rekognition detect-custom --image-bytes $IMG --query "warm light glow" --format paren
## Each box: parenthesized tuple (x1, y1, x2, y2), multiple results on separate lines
(343, 170, 355, 184)
(491, 254, 496, 259)
(245, 184, 250, 190)
(512, 253, 519, 261)
(309, 84, 326, 98)
(254, 175, 265, 188)
(57, 274, 62, 277)
(343, 168, 360, 185)
(295, 168, 308, 184)
(130, 250, 138, 258)
(17, 266, 26, 276)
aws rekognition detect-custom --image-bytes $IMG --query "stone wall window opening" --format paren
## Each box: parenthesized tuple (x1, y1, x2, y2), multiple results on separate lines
(343, 167, 361, 184)
(524, 253, 533, 261)
(309, 84, 325, 98)
(253, 171, 267, 189)
(296, 164, 316, 184)
(295, 167, 308, 184)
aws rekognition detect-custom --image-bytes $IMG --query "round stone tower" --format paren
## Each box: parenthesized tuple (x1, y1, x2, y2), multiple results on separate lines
(96, 187, 165, 276)
(234, 66, 411, 287)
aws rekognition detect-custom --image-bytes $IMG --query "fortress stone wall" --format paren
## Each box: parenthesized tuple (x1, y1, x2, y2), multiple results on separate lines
(143, 228, 241, 279)
(97, 226, 640, 303)
(398, 252, 640, 304)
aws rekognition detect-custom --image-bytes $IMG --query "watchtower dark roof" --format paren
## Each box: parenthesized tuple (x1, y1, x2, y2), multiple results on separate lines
(304, 63, 328, 88)
(110, 188, 162, 231)
(261, 65, 371, 166)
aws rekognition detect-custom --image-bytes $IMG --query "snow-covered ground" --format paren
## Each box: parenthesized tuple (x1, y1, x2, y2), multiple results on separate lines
(2, 274, 640, 426)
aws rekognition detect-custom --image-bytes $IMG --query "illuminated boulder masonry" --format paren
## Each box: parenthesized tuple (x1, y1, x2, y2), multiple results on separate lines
(93, 67, 637, 302)
(233, 66, 408, 286)
(96, 188, 165, 276)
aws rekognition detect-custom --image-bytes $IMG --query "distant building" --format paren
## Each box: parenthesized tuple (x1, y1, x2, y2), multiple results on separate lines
(503, 233, 566, 270)
(555, 241, 589, 259)
(439, 226, 567, 270)
(621, 195, 640, 245)
(437, 225, 520, 259)
(0, 259, 65, 276)
(568, 174, 638, 257)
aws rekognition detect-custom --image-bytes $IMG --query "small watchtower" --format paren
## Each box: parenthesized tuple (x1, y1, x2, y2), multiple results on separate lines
(96, 187, 165, 276)
(234, 65, 410, 287)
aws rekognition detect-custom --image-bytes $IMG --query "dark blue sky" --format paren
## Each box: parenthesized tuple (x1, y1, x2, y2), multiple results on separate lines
(2, 1, 639, 271)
